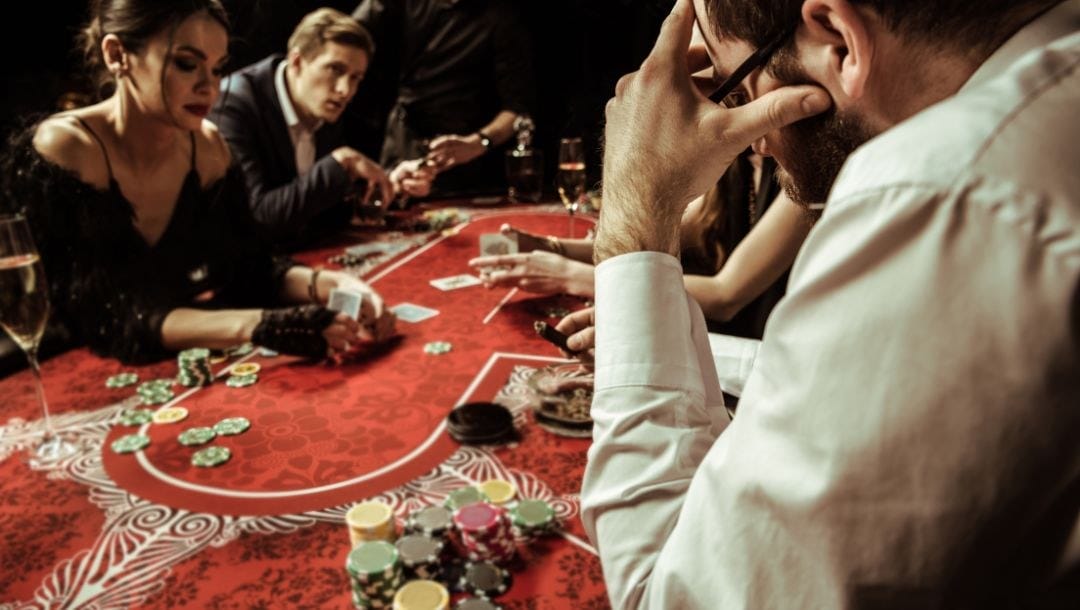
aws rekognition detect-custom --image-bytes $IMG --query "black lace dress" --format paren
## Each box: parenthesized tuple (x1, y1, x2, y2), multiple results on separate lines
(1, 123, 294, 363)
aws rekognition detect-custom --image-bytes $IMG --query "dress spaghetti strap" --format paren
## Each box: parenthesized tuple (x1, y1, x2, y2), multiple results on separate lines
(71, 115, 115, 182)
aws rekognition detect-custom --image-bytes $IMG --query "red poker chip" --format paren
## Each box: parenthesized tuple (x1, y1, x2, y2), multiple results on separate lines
(453, 502, 502, 533)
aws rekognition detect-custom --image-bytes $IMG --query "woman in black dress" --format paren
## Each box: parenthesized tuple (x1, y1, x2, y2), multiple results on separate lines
(2, 0, 395, 364)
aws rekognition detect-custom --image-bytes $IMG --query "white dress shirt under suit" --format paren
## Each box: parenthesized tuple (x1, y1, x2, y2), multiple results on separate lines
(583, 3, 1080, 608)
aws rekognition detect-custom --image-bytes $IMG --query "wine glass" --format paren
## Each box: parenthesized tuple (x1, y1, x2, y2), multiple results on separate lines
(556, 137, 586, 237)
(0, 215, 76, 462)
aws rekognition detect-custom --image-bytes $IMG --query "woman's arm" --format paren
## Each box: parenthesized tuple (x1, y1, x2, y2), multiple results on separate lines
(684, 193, 813, 322)
(160, 308, 261, 350)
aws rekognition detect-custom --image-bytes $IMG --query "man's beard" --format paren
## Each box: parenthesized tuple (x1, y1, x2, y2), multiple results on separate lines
(767, 50, 877, 208)
(773, 107, 876, 207)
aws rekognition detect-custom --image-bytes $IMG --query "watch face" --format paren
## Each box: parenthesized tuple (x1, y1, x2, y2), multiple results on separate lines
(479, 134, 492, 149)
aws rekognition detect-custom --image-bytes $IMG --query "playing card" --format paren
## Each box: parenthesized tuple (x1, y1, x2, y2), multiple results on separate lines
(327, 288, 363, 320)
(479, 233, 519, 256)
(390, 302, 440, 323)
(429, 274, 483, 291)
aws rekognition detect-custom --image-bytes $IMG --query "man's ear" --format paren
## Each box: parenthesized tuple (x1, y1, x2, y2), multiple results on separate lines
(287, 48, 304, 73)
(799, 0, 874, 100)
(101, 34, 128, 77)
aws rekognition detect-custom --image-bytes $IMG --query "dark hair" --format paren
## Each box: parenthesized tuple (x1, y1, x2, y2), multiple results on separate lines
(288, 7, 375, 60)
(78, 0, 230, 98)
(704, 0, 1058, 60)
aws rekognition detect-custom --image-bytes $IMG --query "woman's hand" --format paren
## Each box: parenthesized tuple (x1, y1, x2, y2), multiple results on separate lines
(468, 251, 595, 297)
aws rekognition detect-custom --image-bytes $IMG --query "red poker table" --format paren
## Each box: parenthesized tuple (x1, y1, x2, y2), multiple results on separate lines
(0, 205, 610, 609)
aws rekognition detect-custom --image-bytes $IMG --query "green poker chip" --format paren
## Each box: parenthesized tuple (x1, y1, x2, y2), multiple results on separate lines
(423, 341, 452, 355)
(119, 408, 154, 426)
(111, 433, 150, 454)
(106, 372, 139, 388)
(225, 373, 258, 388)
(191, 445, 231, 467)
(213, 417, 250, 436)
(443, 486, 487, 511)
(178, 426, 217, 446)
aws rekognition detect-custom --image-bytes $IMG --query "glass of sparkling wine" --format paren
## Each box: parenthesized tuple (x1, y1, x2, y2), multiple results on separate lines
(0, 215, 75, 462)
(556, 137, 586, 237)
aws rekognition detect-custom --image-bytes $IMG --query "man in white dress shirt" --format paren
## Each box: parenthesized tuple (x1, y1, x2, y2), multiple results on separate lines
(569, 0, 1080, 607)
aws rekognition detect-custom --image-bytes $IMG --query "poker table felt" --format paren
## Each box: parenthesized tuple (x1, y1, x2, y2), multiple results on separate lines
(0, 208, 610, 609)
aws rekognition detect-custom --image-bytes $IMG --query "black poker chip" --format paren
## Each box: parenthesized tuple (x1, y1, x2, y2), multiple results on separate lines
(446, 402, 515, 444)
(455, 597, 503, 610)
(459, 560, 511, 598)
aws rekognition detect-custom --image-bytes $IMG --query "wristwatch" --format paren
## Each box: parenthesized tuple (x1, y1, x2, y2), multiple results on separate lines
(477, 132, 492, 152)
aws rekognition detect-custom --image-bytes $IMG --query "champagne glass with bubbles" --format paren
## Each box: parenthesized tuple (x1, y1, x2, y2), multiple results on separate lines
(0, 215, 75, 462)
(556, 137, 586, 236)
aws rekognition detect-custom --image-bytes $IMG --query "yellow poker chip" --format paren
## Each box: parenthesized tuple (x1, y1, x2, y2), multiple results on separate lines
(479, 479, 517, 505)
(209, 354, 228, 364)
(230, 362, 261, 376)
(152, 406, 189, 424)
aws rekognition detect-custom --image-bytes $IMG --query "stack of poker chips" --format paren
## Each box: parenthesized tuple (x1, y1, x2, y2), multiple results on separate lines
(395, 534, 445, 581)
(452, 502, 516, 564)
(453, 598, 503, 610)
(509, 499, 557, 537)
(347, 500, 398, 546)
(177, 348, 213, 387)
(458, 561, 511, 599)
(391, 579, 449, 610)
(347, 541, 404, 609)
(405, 505, 453, 541)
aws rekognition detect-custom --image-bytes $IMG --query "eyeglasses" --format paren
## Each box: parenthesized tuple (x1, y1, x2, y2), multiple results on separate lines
(708, 25, 796, 107)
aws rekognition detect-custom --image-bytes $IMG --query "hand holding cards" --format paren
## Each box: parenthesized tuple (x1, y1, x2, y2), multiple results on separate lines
(328, 288, 364, 320)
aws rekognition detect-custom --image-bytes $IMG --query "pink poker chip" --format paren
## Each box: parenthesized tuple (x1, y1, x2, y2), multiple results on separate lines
(453, 502, 501, 533)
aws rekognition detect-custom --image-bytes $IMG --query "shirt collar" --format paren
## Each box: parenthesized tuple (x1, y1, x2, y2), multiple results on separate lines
(274, 59, 323, 133)
(962, 0, 1080, 92)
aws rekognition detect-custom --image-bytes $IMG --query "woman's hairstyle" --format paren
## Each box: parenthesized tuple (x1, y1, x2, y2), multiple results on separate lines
(78, 0, 230, 99)
(287, 7, 375, 60)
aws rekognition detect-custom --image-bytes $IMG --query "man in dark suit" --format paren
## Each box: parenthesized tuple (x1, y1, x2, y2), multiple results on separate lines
(212, 8, 433, 249)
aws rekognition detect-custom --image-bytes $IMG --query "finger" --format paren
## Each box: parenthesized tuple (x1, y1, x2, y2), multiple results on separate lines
(362, 179, 377, 205)
(555, 306, 595, 336)
(650, 0, 696, 66)
(687, 42, 713, 75)
(566, 325, 596, 352)
(499, 223, 517, 236)
(717, 84, 832, 145)
(366, 291, 385, 317)
(379, 175, 394, 204)
(429, 136, 451, 149)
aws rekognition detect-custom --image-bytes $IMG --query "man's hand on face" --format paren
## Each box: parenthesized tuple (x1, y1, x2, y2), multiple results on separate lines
(596, 0, 831, 262)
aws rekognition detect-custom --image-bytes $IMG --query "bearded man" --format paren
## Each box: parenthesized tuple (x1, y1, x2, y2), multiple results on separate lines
(567, 0, 1080, 607)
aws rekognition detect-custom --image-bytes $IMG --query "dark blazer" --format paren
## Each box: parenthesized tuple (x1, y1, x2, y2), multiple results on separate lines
(212, 54, 352, 248)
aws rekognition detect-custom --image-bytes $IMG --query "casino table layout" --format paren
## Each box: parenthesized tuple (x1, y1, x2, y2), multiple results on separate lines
(0, 208, 612, 609)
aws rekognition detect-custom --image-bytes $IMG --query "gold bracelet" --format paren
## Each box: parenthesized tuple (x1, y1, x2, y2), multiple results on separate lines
(308, 269, 322, 303)
(546, 236, 565, 256)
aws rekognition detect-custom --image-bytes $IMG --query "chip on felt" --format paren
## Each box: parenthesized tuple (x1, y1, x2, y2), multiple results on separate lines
(225, 373, 258, 388)
(119, 408, 155, 426)
(213, 417, 250, 436)
(105, 372, 139, 388)
(111, 433, 150, 454)
(191, 445, 231, 467)
(178, 426, 216, 446)
(423, 341, 452, 355)
(478, 479, 517, 505)
(152, 406, 189, 424)
(230, 362, 261, 376)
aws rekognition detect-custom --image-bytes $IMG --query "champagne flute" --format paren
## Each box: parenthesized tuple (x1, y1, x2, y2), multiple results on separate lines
(0, 215, 75, 462)
(556, 137, 586, 237)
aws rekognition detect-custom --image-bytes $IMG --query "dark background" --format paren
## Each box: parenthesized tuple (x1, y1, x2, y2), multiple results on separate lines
(0, 0, 674, 188)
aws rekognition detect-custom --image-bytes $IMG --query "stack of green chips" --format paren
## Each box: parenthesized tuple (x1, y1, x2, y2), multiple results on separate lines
(509, 499, 557, 536)
(137, 379, 174, 405)
(346, 540, 404, 609)
(119, 408, 154, 426)
(177, 348, 213, 387)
